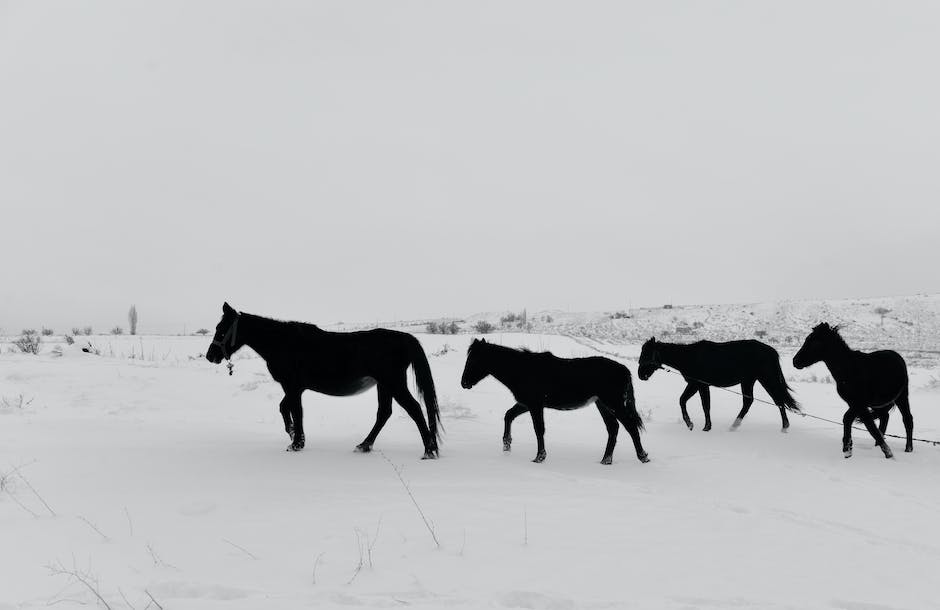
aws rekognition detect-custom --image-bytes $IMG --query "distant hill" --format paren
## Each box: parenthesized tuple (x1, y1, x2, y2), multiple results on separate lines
(332, 294, 940, 361)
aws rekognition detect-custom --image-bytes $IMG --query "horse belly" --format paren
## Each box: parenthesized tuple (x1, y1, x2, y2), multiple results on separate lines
(551, 395, 598, 411)
(313, 376, 378, 397)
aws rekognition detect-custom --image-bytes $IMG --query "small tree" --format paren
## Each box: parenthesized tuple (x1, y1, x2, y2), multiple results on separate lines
(111, 326, 124, 335)
(425, 321, 441, 334)
(195, 328, 210, 335)
(41, 327, 54, 336)
(128, 305, 138, 335)
(874, 307, 891, 328)
(82, 326, 93, 336)
(446, 320, 461, 334)
(755, 330, 768, 339)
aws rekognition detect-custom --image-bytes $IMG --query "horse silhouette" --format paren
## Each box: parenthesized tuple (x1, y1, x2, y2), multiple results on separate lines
(638, 337, 799, 432)
(793, 323, 912, 458)
(206, 303, 441, 459)
(460, 338, 648, 465)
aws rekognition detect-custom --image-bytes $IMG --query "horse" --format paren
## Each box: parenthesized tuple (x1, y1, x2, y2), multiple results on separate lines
(793, 323, 912, 459)
(205, 303, 441, 459)
(460, 338, 649, 465)
(638, 337, 800, 432)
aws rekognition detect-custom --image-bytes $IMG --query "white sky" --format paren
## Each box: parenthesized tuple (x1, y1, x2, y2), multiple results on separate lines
(2, 1, 939, 334)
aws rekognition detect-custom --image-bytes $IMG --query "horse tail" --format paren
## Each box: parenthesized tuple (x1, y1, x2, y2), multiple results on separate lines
(763, 356, 801, 412)
(623, 367, 645, 432)
(408, 336, 442, 444)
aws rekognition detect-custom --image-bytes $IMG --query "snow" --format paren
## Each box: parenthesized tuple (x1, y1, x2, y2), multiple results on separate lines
(2, 332, 940, 609)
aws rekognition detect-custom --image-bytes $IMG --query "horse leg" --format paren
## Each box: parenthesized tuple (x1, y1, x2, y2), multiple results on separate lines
(678, 383, 696, 430)
(279, 395, 294, 440)
(612, 403, 650, 463)
(855, 405, 893, 459)
(503, 403, 529, 452)
(842, 409, 854, 458)
(699, 385, 712, 432)
(732, 379, 755, 431)
(357, 384, 393, 453)
(877, 409, 890, 436)
(391, 385, 437, 459)
(596, 402, 619, 465)
(529, 406, 547, 463)
(896, 390, 914, 452)
(283, 388, 305, 452)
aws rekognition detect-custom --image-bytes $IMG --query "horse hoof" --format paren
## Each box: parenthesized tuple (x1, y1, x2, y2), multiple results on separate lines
(730, 418, 742, 431)
(685, 422, 694, 431)
(286, 443, 304, 452)
(503, 440, 511, 452)
(355, 444, 372, 453)
(421, 452, 438, 460)
(532, 453, 546, 463)
(781, 427, 789, 434)
(905, 446, 913, 453)
(881, 445, 894, 459)
(600, 456, 612, 465)
(843, 450, 852, 458)
(638, 453, 650, 463)
(703, 424, 711, 432)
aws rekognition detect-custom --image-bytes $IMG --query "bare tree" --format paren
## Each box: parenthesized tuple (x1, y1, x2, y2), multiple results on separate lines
(128, 305, 138, 335)
(873, 306, 891, 328)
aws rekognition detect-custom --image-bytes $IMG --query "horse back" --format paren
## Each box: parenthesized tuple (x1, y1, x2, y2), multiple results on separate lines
(540, 356, 630, 408)
(682, 340, 779, 386)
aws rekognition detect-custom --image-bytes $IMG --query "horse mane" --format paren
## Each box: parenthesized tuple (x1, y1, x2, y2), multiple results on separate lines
(473, 341, 547, 357)
(243, 312, 322, 337)
(814, 322, 850, 350)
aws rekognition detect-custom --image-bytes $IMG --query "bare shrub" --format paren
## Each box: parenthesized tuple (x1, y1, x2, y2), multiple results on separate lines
(110, 326, 124, 335)
(83, 326, 93, 336)
(473, 320, 494, 334)
(1, 394, 34, 410)
(41, 327, 54, 336)
(13, 331, 41, 354)
(431, 344, 452, 357)
(64, 334, 75, 345)
(195, 328, 210, 335)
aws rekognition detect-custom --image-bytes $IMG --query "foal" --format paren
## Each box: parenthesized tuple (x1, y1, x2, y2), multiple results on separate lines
(460, 339, 649, 465)
(206, 303, 441, 458)
(793, 323, 912, 458)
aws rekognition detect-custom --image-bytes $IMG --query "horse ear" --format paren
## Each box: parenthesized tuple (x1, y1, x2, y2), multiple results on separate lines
(481, 338, 487, 343)
(223, 302, 234, 314)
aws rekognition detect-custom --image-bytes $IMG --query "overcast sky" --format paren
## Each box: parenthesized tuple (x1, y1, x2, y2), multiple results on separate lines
(2, 1, 939, 334)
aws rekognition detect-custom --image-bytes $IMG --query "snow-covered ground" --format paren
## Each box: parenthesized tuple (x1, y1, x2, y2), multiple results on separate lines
(2, 333, 939, 609)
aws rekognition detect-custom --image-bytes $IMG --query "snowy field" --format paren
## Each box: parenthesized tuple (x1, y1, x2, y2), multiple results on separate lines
(2, 333, 940, 609)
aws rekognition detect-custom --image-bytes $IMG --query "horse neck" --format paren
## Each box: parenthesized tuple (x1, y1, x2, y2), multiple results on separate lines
(237, 314, 291, 362)
(657, 342, 692, 372)
(484, 345, 530, 389)
(818, 338, 855, 379)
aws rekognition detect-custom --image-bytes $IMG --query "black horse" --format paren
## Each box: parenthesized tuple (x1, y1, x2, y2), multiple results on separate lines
(206, 303, 441, 458)
(793, 323, 912, 459)
(638, 337, 800, 432)
(460, 338, 648, 465)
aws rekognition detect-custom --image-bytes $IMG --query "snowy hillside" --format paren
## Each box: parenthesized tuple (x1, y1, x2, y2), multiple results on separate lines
(2, 332, 940, 609)
(373, 294, 940, 364)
